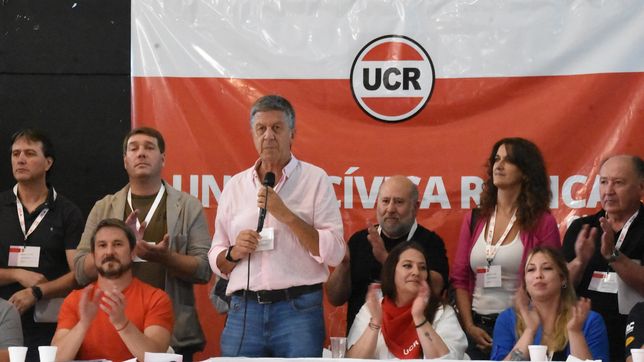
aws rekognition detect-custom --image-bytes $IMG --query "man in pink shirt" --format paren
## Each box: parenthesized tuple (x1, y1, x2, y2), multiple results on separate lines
(209, 95, 344, 357)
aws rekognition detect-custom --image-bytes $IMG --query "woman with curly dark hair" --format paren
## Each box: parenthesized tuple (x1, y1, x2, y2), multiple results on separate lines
(451, 137, 561, 360)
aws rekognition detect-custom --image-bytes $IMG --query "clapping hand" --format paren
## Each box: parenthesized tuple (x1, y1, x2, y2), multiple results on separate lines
(515, 288, 540, 332)
(366, 222, 387, 265)
(366, 283, 383, 325)
(574, 224, 597, 265)
(567, 297, 591, 332)
(100, 287, 129, 331)
(125, 210, 146, 240)
(411, 279, 431, 321)
(598, 217, 616, 260)
(135, 234, 171, 263)
(78, 285, 102, 328)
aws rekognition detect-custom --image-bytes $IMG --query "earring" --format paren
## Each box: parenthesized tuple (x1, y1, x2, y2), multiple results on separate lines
(562, 281, 567, 289)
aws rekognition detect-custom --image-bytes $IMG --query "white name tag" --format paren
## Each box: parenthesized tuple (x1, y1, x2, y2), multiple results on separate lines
(255, 227, 275, 251)
(475, 265, 503, 288)
(8, 245, 40, 268)
(588, 271, 618, 294)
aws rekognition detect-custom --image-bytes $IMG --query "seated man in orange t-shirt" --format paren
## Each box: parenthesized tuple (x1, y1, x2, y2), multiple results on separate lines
(52, 218, 173, 361)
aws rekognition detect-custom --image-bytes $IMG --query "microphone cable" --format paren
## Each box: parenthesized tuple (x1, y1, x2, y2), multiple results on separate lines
(235, 175, 273, 356)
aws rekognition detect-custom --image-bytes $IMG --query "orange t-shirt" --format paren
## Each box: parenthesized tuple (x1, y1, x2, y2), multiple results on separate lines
(57, 278, 174, 361)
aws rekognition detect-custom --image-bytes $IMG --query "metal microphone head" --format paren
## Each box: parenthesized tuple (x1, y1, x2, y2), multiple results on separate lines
(263, 172, 276, 188)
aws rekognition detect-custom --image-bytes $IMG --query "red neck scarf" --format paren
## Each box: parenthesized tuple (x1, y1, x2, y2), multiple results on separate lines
(381, 296, 422, 359)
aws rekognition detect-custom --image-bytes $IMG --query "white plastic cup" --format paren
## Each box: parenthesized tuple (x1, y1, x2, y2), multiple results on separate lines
(528, 345, 548, 361)
(631, 348, 644, 362)
(7, 346, 28, 362)
(330, 336, 347, 358)
(38, 346, 57, 362)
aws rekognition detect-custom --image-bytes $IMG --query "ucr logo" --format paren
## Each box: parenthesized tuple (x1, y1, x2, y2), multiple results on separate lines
(351, 35, 435, 123)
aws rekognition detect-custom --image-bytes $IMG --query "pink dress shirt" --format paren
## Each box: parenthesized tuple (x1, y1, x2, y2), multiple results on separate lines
(209, 155, 345, 294)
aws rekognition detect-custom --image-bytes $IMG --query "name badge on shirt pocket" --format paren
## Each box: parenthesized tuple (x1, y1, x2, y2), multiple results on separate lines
(588, 271, 618, 294)
(255, 227, 275, 251)
(8, 245, 40, 268)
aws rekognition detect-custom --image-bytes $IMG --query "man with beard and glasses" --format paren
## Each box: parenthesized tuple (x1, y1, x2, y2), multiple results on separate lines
(326, 175, 448, 333)
(53, 218, 173, 362)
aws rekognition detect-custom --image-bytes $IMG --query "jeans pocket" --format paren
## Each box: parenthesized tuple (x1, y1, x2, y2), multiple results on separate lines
(289, 290, 322, 312)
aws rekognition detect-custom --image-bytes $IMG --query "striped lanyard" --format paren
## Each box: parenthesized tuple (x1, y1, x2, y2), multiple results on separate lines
(13, 184, 56, 242)
(614, 210, 639, 251)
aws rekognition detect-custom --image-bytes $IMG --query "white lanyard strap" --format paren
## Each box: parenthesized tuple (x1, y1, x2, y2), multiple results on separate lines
(13, 184, 56, 241)
(127, 185, 165, 230)
(485, 206, 517, 265)
(378, 220, 418, 242)
(615, 210, 639, 250)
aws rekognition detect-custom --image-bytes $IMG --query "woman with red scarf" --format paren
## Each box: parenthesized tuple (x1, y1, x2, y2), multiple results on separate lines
(346, 242, 466, 359)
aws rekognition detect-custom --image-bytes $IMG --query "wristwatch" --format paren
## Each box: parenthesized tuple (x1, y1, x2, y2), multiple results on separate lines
(225, 246, 241, 263)
(31, 286, 43, 301)
(607, 249, 620, 263)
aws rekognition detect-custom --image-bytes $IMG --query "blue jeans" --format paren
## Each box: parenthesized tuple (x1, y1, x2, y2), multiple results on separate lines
(220, 289, 325, 357)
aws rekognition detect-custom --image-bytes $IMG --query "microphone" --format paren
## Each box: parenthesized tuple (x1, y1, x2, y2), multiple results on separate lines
(256, 172, 276, 232)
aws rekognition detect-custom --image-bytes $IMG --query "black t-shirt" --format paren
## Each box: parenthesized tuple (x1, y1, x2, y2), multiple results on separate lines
(562, 205, 644, 362)
(347, 224, 448, 332)
(626, 302, 644, 359)
(0, 186, 83, 352)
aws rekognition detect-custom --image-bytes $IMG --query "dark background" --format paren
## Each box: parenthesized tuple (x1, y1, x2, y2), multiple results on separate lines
(0, 0, 131, 215)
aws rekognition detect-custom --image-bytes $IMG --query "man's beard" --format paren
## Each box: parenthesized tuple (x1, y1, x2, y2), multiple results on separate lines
(97, 256, 132, 279)
(380, 218, 413, 239)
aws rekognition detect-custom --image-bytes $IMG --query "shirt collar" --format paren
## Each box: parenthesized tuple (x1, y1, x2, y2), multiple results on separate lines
(250, 154, 299, 185)
(11, 183, 57, 210)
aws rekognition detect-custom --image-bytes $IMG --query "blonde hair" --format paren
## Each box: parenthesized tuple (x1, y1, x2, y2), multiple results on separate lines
(515, 247, 577, 353)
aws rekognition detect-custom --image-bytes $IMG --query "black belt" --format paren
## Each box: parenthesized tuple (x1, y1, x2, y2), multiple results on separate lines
(233, 283, 322, 304)
(472, 311, 499, 327)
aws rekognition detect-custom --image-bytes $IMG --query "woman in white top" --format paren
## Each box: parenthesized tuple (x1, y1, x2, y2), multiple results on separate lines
(451, 137, 561, 360)
(347, 241, 466, 359)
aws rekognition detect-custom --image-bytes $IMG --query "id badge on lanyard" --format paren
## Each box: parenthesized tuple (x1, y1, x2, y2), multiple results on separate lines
(478, 207, 516, 288)
(588, 271, 618, 294)
(476, 265, 503, 288)
(8, 245, 41, 268)
(9, 184, 54, 268)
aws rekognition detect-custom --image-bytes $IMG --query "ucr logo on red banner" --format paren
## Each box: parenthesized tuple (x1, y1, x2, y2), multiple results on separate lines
(351, 35, 435, 123)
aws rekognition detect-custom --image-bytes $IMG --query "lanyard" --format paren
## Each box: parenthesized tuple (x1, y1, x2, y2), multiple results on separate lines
(485, 206, 517, 265)
(614, 210, 639, 251)
(13, 184, 57, 242)
(378, 220, 418, 241)
(127, 185, 165, 230)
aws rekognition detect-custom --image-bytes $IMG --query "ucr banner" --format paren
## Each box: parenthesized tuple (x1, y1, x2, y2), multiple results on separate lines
(132, 1, 644, 358)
